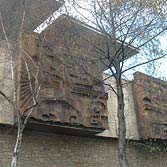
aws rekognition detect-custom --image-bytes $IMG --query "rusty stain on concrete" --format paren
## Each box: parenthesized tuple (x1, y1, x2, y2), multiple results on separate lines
(133, 72, 167, 140)
(16, 33, 108, 132)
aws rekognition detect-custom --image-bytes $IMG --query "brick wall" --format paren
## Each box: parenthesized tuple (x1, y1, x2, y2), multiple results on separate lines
(0, 126, 167, 167)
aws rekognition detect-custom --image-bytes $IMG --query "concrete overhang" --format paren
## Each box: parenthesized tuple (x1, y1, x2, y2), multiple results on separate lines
(40, 14, 139, 72)
(24, 119, 105, 137)
(0, 0, 63, 40)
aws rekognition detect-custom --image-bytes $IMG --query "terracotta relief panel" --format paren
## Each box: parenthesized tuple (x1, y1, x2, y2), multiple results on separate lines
(16, 34, 108, 132)
(133, 72, 167, 139)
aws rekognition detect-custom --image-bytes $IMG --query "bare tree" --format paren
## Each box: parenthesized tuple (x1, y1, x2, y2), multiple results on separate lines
(0, 1, 63, 167)
(60, 0, 167, 167)
(0, 13, 41, 167)
(1, 0, 167, 167)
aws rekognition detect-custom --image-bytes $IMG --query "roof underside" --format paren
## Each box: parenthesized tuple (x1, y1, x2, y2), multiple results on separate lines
(0, 0, 62, 40)
(40, 15, 138, 71)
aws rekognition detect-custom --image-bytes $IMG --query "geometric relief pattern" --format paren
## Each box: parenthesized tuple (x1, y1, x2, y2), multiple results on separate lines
(133, 72, 167, 139)
(16, 33, 108, 131)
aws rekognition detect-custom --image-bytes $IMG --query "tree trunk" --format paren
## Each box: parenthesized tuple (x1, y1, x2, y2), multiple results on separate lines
(11, 125, 23, 167)
(116, 79, 129, 167)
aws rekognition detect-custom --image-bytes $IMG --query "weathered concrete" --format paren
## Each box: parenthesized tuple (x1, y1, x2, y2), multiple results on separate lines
(0, 0, 62, 40)
(133, 72, 167, 140)
(0, 41, 15, 125)
(0, 41, 139, 137)
(98, 75, 139, 140)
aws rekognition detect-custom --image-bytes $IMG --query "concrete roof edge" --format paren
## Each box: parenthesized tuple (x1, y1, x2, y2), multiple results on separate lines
(53, 14, 139, 55)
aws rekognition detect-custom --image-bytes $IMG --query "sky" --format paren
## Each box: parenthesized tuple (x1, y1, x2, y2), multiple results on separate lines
(34, 0, 167, 80)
